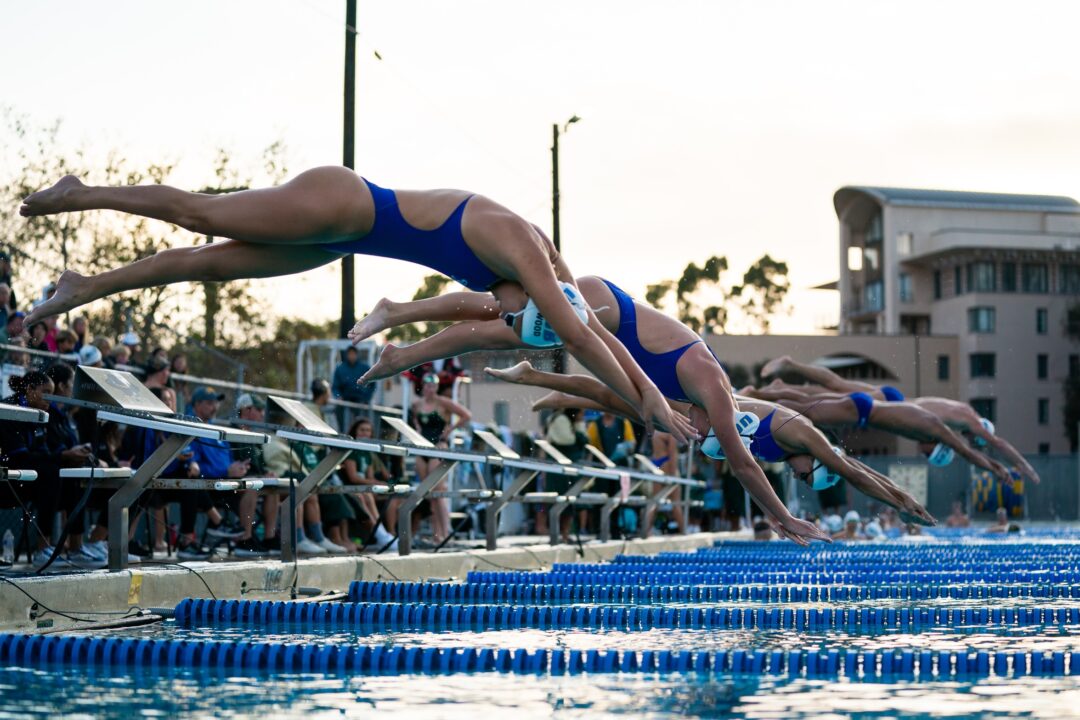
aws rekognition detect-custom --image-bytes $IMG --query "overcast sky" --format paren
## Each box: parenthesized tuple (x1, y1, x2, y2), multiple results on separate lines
(5, 0, 1080, 334)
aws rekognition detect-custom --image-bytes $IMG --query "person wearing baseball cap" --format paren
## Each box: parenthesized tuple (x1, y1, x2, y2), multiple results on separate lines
(77, 344, 104, 367)
(235, 393, 266, 413)
(191, 386, 226, 406)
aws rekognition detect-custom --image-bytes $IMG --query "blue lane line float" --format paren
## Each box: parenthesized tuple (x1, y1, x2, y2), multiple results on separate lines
(8, 634, 1076, 679)
(172, 598, 1080, 633)
(347, 581, 1080, 604)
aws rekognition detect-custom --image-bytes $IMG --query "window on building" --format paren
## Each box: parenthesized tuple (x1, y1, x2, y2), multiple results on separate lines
(970, 353, 996, 378)
(1060, 264, 1080, 295)
(867, 213, 882, 244)
(933, 270, 942, 300)
(937, 355, 950, 381)
(899, 273, 913, 303)
(954, 266, 963, 295)
(1022, 263, 1049, 293)
(966, 262, 997, 293)
(863, 247, 880, 271)
(1001, 262, 1017, 292)
(970, 397, 996, 423)
(1038, 443, 1050, 455)
(1036, 308, 1048, 335)
(1071, 354, 1080, 378)
(1038, 398, 1050, 425)
(897, 232, 913, 256)
(967, 307, 995, 334)
(864, 281, 883, 312)
(1037, 353, 1049, 380)
(847, 247, 863, 271)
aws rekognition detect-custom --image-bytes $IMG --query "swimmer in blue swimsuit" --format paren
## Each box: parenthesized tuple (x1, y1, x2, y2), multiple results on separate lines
(20, 168, 697, 444)
(346, 274, 833, 545)
(760, 355, 906, 403)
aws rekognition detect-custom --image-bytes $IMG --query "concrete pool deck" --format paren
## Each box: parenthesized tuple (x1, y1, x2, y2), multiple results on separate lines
(0, 532, 737, 634)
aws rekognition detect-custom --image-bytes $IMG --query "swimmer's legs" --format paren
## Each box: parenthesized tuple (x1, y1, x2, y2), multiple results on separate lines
(349, 291, 501, 344)
(761, 356, 875, 394)
(487, 362, 641, 419)
(360, 318, 523, 384)
(21, 167, 371, 244)
(27, 241, 337, 323)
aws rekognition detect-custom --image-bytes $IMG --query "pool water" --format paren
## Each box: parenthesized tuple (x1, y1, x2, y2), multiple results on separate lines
(3, 532, 1079, 719)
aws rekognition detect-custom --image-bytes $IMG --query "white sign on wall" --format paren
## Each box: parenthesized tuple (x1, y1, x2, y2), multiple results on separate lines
(887, 463, 929, 506)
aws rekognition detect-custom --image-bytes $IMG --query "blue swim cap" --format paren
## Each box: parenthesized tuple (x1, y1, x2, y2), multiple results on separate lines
(927, 443, 955, 467)
(972, 418, 995, 448)
(810, 446, 844, 490)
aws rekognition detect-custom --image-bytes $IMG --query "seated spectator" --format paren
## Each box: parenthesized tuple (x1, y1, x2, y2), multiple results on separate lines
(986, 507, 1020, 534)
(105, 344, 131, 369)
(834, 510, 867, 541)
(753, 519, 774, 541)
(263, 410, 347, 555)
(5, 336, 29, 368)
(143, 356, 170, 389)
(586, 411, 636, 466)
(71, 316, 89, 351)
(0, 251, 14, 309)
(336, 417, 397, 551)
(307, 378, 332, 423)
(0, 283, 11, 328)
(41, 315, 59, 352)
(945, 500, 971, 528)
(169, 352, 190, 402)
(27, 321, 49, 354)
(78, 345, 104, 368)
(119, 332, 141, 364)
(55, 329, 77, 357)
(231, 393, 275, 557)
(93, 336, 113, 356)
(6, 310, 25, 342)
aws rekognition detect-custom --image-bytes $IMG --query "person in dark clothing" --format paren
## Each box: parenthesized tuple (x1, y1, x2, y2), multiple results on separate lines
(332, 346, 373, 429)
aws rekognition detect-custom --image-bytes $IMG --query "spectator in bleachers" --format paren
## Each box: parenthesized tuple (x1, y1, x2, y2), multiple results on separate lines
(71, 316, 89, 351)
(332, 346, 372, 429)
(540, 407, 588, 542)
(6, 310, 24, 341)
(753, 519, 774, 540)
(945, 500, 971, 528)
(149, 347, 168, 365)
(411, 372, 471, 545)
(834, 510, 868, 541)
(54, 329, 77, 357)
(105, 344, 130, 369)
(336, 417, 397, 551)
(0, 283, 11, 326)
(5, 336, 29, 368)
(41, 315, 59, 352)
(143, 356, 170, 389)
(586, 411, 636, 467)
(93, 336, 112, 356)
(231, 393, 274, 557)
(77, 344, 104, 368)
(644, 430, 685, 536)
(169, 352, 190, 403)
(263, 409, 347, 555)
(0, 251, 15, 309)
(307, 378, 332, 422)
(27, 321, 49, 355)
(1, 371, 97, 568)
(119, 332, 140, 365)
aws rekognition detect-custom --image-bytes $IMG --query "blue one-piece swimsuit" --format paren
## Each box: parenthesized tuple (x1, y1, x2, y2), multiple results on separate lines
(322, 178, 500, 292)
(600, 278, 719, 404)
(848, 392, 874, 427)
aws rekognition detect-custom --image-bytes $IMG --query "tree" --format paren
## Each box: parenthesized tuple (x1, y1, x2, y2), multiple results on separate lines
(732, 254, 791, 333)
(645, 255, 730, 334)
(386, 274, 453, 344)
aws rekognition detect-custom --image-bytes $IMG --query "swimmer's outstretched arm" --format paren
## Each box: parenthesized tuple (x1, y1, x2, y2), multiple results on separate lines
(987, 435, 1040, 484)
(903, 409, 1010, 480)
(842, 457, 936, 525)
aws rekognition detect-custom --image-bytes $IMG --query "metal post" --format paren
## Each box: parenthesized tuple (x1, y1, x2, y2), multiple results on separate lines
(398, 462, 455, 556)
(484, 468, 540, 551)
(280, 447, 351, 563)
(339, 0, 358, 339)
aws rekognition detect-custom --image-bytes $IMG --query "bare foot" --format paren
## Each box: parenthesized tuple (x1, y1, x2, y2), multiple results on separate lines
(24, 270, 94, 324)
(348, 297, 395, 344)
(531, 391, 573, 412)
(760, 355, 792, 379)
(483, 361, 536, 385)
(357, 343, 406, 384)
(19, 175, 86, 217)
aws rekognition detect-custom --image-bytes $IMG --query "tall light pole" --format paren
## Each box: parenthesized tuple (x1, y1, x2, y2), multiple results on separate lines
(340, 0, 358, 339)
(551, 115, 580, 253)
(551, 116, 579, 373)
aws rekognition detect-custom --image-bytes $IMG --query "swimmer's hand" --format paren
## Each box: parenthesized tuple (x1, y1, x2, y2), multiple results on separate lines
(899, 495, 936, 526)
(641, 387, 699, 444)
(772, 514, 832, 546)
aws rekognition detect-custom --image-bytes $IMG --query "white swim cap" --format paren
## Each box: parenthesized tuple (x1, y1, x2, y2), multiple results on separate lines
(504, 282, 589, 348)
(824, 514, 843, 534)
(700, 411, 760, 460)
(973, 418, 996, 448)
(844, 510, 860, 525)
(810, 446, 844, 491)
(927, 443, 955, 467)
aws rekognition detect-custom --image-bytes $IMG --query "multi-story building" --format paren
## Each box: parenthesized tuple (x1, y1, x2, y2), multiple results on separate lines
(835, 186, 1080, 453)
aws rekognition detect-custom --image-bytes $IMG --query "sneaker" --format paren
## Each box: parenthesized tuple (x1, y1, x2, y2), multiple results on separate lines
(177, 541, 213, 561)
(233, 537, 270, 558)
(84, 540, 109, 561)
(205, 521, 245, 540)
(296, 537, 327, 555)
(128, 540, 152, 558)
(261, 536, 282, 557)
(317, 538, 349, 554)
(67, 546, 108, 569)
(373, 525, 396, 547)
(32, 546, 75, 570)
(369, 536, 398, 553)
